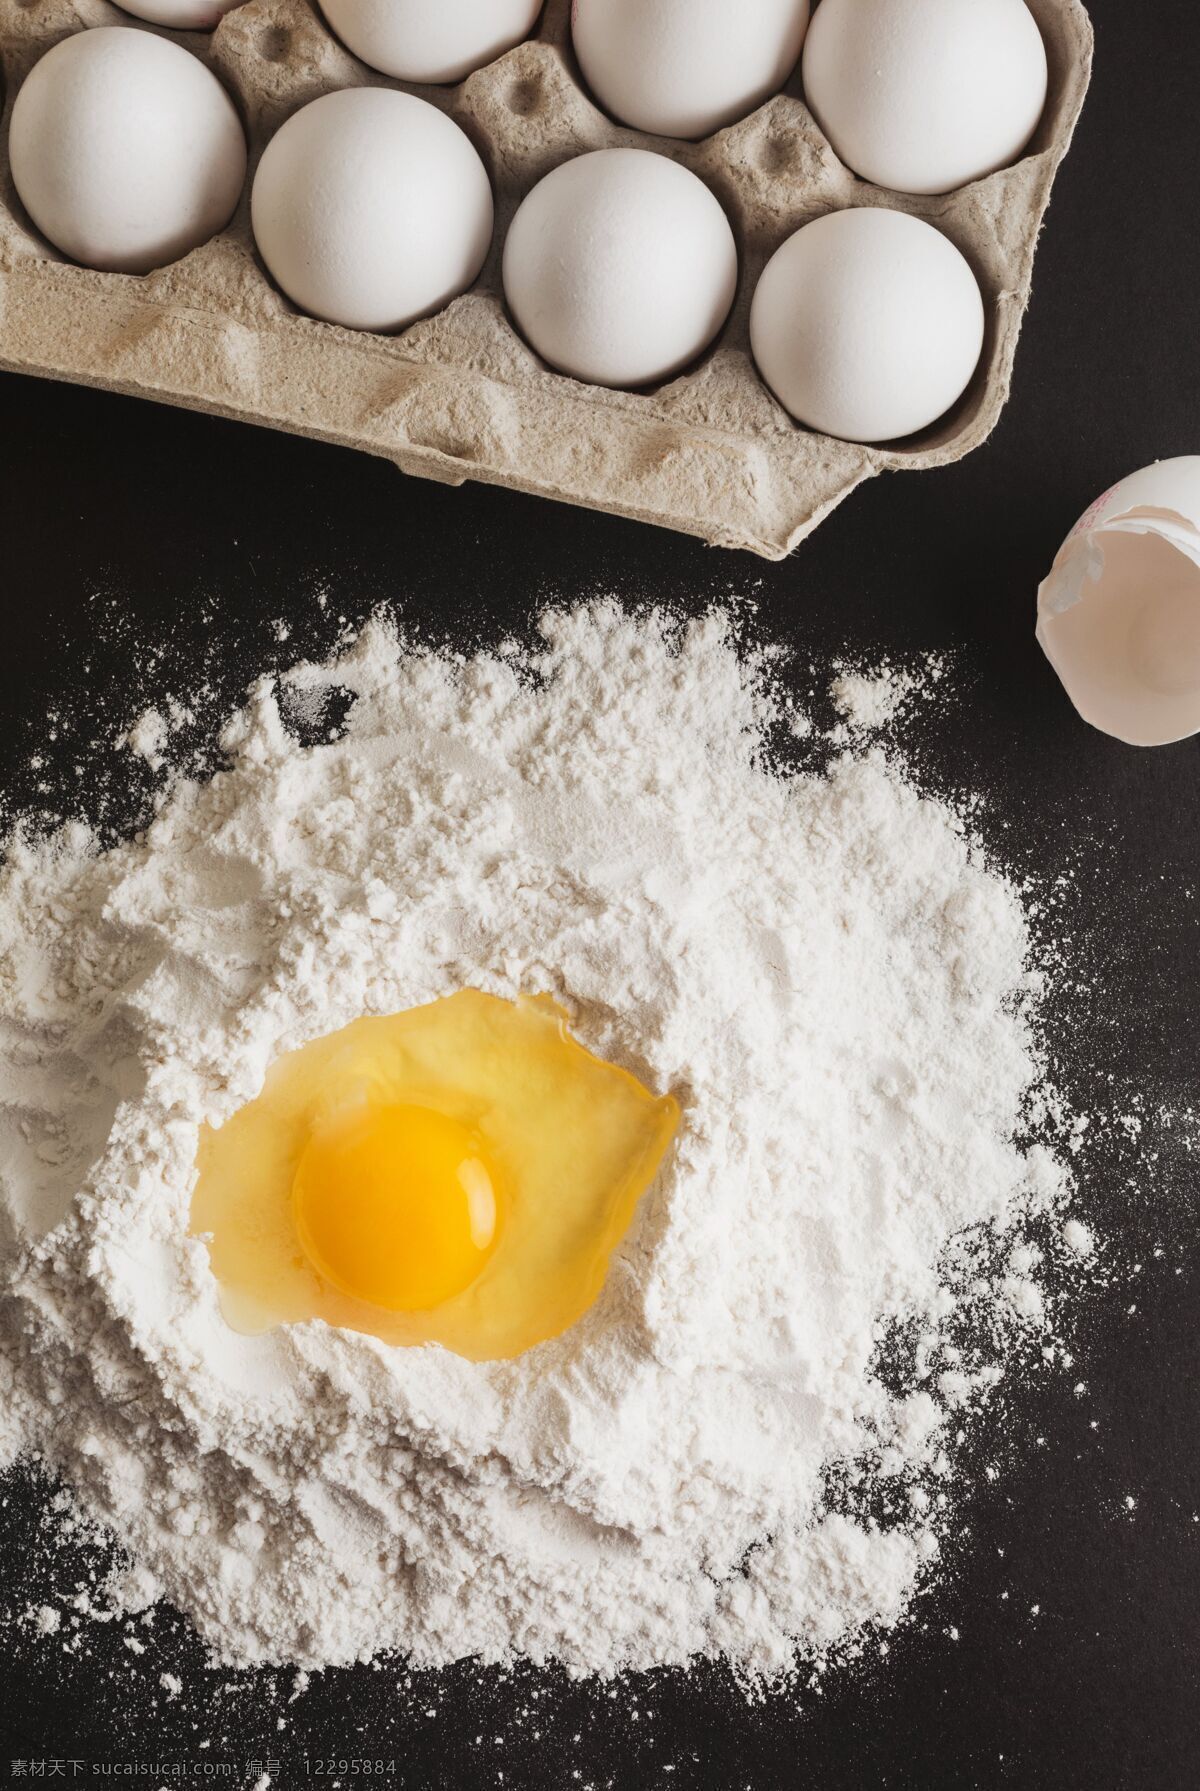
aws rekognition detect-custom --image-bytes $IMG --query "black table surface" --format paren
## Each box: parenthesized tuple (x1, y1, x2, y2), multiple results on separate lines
(2, 2, 1199, 1785)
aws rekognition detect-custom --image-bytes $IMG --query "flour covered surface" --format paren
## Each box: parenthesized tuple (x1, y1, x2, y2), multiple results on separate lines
(0, 602, 1079, 1680)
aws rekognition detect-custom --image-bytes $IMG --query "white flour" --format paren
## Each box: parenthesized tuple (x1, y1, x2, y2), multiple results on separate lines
(0, 602, 1077, 1682)
(829, 653, 947, 737)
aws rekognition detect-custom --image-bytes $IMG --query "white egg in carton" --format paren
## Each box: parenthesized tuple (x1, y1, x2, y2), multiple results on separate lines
(0, 0, 1091, 560)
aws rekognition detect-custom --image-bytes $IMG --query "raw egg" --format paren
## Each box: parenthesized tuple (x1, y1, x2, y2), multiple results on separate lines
(572, 0, 811, 141)
(319, 0, 544, 83)
(502, 148, 738, 388)
(750, 207, 984, 443)
(802, 0, 1048, 196)
(113, 2, 244, 25)
(250, 89, 493, 333)
(190, 991, 679, 1361)
(9, 28, 247, 275)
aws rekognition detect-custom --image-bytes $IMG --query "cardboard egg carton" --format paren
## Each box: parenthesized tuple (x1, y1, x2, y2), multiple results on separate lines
(0, 0, 1092, 559)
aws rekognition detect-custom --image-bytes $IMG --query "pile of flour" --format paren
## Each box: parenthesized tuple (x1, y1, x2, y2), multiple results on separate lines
(0, 602, 1076, 1682)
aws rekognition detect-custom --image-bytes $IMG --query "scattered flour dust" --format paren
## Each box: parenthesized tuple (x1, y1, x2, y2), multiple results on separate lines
(0, 601, 1086, 1685)
(829, 652, 946, 740)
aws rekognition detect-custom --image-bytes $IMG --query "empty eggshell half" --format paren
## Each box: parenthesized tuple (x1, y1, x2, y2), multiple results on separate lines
(113, 1, 245, 26)
(1037, 458, 1200, 747)
(319, 0, 544, 84)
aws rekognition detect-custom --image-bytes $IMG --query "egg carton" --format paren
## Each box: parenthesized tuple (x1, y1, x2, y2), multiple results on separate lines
(0, 0, 1092, 560)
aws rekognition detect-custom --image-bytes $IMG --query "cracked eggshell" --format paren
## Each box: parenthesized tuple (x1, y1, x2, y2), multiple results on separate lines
(1037, 458, 1200, 746)
(318, 0, 544, 84)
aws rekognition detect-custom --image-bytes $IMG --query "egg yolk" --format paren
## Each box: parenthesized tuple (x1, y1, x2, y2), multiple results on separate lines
(190, 989, 679, 1360)
(292, 1103, 498, 1312)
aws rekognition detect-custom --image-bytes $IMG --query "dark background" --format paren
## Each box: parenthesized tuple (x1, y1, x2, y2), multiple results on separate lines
(2, 0, 1199, 1784)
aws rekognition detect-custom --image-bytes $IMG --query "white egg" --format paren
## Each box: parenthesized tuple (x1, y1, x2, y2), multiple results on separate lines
(572, 0, 810, 140)
(113, 1, 244, 27)
(750, 208, 984, 443)
(8, 28, 246, 276)
(319, 0, 543, 84)
(502, 148, 737, 389)
(251, 89, 493, 334)
(802, 0, 1048, 195)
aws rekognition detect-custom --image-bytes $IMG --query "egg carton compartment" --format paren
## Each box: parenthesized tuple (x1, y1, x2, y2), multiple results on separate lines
(0, 0, 1092, 560)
